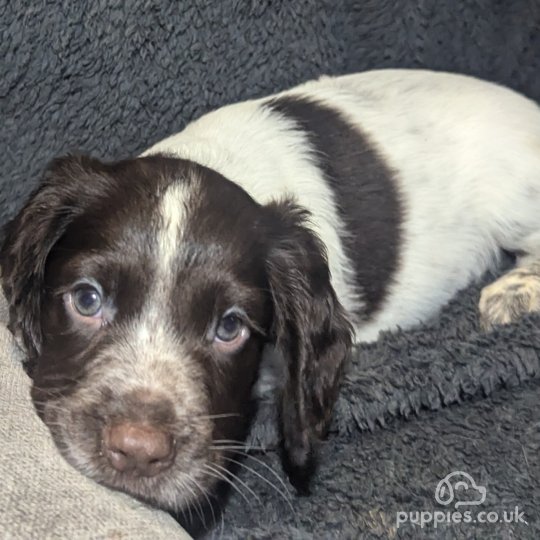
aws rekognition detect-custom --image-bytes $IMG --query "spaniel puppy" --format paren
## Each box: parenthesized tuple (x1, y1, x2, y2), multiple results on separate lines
(2, 70, 540, 533)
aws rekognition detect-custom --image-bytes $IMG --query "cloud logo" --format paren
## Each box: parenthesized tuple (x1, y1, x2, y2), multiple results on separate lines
(435, 471, 487, 508)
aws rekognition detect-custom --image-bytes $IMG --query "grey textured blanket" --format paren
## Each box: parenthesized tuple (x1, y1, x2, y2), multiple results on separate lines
(2, 1, 540, 538)
(224, 267, 540, 538)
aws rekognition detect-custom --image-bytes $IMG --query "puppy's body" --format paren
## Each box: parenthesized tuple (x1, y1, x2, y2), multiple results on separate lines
(3, 70, 540, 534)
(145, 69, 540, 341)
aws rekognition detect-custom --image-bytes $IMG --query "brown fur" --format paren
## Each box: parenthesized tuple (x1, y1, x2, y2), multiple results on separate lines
(0, 154, 353, 533)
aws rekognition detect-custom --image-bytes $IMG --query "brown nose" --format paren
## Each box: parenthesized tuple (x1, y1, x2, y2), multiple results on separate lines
(102, 423, 175, 477)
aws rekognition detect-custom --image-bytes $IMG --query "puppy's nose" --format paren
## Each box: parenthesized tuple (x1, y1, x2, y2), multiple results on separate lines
(103, 423, 175, 477)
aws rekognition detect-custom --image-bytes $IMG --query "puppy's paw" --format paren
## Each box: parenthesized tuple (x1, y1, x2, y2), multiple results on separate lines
(479, 268, 540, 330)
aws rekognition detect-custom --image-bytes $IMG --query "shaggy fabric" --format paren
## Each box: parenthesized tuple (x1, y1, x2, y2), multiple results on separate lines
(225, 267, 540, 538)
(2, 1, 540, 539)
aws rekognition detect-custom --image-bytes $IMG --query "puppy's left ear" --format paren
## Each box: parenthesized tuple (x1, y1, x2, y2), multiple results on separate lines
(0, 155, 107, 364)
(264, 200, 353, 493)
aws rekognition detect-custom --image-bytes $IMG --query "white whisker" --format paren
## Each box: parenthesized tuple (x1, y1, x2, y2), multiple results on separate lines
(202, 464, 252, 507)
(212, 462, 261, 505)
(222, 455, 295, 514)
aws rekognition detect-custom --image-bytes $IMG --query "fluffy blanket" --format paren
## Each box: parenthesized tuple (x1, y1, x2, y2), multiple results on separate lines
(223, 266, 540, 538)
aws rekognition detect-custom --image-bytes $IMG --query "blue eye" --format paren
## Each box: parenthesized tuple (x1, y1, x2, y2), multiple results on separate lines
(215, 314, 242, 342)
(72, 286, 102, 317)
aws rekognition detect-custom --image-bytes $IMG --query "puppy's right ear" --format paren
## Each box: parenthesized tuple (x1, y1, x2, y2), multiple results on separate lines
(264, 200, 353, 493)
(0, 155, 106, 362)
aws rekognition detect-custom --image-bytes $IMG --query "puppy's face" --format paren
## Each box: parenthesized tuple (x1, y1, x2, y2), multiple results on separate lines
(1, 155, 352, 524)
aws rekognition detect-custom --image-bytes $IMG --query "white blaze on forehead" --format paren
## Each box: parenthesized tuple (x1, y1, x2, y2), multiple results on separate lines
(136, 178, 198, 350)
(157, 181, 192, 272)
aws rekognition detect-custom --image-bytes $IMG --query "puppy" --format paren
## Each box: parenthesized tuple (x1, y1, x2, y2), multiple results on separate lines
(2, 69, 540, 533)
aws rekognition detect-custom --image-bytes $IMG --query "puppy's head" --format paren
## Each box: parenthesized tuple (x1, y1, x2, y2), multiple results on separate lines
(0, 154, 352, 523)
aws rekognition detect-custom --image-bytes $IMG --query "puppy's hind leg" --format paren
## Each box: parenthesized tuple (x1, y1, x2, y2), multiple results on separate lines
(479, 233, 540, 330)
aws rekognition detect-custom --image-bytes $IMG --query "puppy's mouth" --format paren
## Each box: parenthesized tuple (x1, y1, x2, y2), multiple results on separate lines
(36, 390, 222, 513)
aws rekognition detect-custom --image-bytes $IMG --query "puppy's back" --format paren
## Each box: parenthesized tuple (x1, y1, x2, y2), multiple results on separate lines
(145, 70, 540, 340)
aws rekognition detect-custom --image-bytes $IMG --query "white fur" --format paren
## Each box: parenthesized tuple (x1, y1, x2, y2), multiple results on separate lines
(144, 69, 540, 342)
(138, 180, 195, 344)
(142, 101, 363, 323)
(158, 182, 190, 271)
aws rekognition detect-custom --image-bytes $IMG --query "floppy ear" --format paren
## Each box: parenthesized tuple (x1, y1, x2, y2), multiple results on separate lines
(265, 200, 353, 493)
(0, 155, 106, 365)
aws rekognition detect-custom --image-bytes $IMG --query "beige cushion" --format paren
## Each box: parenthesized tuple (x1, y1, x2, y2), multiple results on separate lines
(0, 293, 190, 539)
